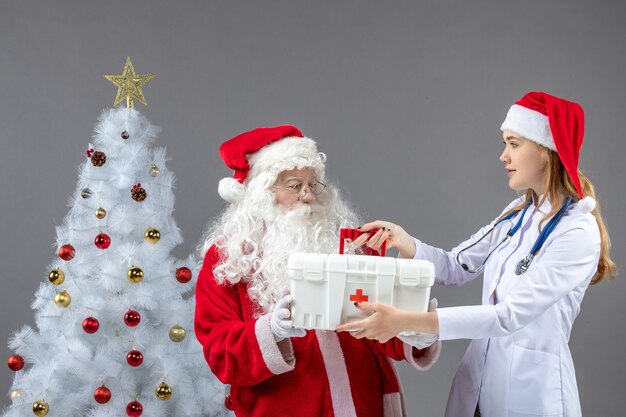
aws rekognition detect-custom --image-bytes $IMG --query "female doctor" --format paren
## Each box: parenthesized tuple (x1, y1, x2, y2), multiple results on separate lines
(337, 91, 617, 417)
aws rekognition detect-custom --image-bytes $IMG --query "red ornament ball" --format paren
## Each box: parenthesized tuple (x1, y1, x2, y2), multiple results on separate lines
(126, 350, 143, 367)
(224, 394, 234, 410)
(7, 354, 24, 371)
(94, 233, 111, 249)
(176, 267, 192, 283)
(93, 385, 111, 404)
(124, 310, 141, 327)
(82, 316, 100, 334)
(58, 244, 75, 261)
(126, 401, 143, 417)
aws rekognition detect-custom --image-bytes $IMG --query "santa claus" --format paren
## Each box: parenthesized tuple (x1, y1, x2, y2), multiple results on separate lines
(194, 125, 440, 417)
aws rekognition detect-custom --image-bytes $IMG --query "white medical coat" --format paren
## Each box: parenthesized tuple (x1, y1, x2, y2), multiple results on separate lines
(412, 196, 601, 417)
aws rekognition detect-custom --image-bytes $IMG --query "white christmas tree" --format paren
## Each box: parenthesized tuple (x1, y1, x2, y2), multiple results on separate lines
(3, 58, 231, 417)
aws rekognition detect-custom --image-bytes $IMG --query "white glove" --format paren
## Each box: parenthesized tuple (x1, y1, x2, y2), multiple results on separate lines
(270, 295, 306, 342)
(397, 298, 439, 349)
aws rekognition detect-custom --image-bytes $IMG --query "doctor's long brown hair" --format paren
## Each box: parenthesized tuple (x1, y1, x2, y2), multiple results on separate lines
(499, 147, 617, 284)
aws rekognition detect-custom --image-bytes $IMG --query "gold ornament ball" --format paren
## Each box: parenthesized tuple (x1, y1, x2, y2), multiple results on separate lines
(127, 266, 144, 283)
(168, 325, 186, 342)
(10, 389, 22, 401)
(32, 400, 49, 417)
(95, 207, 107, 219)
(144, 228, 161, 244)
(54, 290, 71, 308)
(150, 163, 160, 177)
(48, 268, 65, 285)
(155, 382, 173, 400)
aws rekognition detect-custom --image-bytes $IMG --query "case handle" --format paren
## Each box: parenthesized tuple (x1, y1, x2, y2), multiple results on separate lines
(339, 228, 386, 256)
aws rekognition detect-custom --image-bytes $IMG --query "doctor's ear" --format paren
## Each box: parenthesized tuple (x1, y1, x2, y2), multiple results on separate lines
(539, 146, 552, 165)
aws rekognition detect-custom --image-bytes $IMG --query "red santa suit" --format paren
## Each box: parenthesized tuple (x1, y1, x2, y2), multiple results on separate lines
(195, 245, 441, 417)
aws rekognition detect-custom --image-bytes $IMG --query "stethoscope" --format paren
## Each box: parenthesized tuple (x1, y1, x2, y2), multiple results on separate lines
(456, 197, 573, 275)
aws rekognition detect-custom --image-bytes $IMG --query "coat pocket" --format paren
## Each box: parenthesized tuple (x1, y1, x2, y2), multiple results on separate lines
(509, 344, 562, 416)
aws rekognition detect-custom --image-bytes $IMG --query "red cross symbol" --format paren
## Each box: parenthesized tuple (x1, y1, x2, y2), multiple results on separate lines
(350, 289, 369, 303)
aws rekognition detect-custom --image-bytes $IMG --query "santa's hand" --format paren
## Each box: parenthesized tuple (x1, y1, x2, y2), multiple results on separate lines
(398, 298, 439, 348)
(270, 295, 307, 342)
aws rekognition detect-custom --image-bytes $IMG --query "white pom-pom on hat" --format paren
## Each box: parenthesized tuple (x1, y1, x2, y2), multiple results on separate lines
(218, 177, 245, 204)
(578, 196, 596, 213)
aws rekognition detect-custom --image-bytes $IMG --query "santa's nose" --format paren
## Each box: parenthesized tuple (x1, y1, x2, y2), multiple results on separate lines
(299, 189, 316, 203)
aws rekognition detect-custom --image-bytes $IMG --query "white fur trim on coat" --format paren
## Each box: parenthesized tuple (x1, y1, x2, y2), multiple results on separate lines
(500, 104, 556, 150)
(382, 392, 404, 417)
(254, 314, 296, 375)
(403, 340, 441, 370)
(315, 330, 358, 417)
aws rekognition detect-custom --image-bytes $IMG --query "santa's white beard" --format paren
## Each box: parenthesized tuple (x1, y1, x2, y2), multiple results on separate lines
(199, 180, 360, 316)
(253, 202, 336, 310)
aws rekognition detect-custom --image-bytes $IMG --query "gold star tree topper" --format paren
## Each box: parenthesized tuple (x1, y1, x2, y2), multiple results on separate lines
(104, 57, 154, 108)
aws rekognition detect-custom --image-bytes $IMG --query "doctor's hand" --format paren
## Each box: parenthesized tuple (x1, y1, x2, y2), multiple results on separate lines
(270, 295, 307, 342)
(351, 220, 416, 259)
(336, 302, 409, 343)
(336, 301, 439, 343)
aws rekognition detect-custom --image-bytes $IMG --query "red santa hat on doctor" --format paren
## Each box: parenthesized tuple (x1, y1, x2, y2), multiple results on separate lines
(217, 125, 326, 204)
(500, 91, 595, 211)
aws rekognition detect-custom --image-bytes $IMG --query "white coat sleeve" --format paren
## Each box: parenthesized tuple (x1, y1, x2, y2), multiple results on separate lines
(413, 222, 494, 287)
(412, 198, 522, 287)
(436, 218, 601, 341)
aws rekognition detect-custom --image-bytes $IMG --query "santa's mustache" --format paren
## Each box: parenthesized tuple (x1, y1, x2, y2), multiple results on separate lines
(282, 202, 321, 219)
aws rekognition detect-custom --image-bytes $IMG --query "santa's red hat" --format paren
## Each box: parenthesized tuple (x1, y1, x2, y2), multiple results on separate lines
(217, 125, 325, 204)
(500, 91, 595, 211)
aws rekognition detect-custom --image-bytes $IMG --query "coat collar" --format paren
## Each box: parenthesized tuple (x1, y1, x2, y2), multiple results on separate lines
(531, 194, 552, 214)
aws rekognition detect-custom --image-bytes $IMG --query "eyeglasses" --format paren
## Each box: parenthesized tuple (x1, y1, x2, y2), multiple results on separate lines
(272, 179, 327, 196)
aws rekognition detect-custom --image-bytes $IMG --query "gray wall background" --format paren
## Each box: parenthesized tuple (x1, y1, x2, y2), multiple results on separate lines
(1, 1, 624, 415)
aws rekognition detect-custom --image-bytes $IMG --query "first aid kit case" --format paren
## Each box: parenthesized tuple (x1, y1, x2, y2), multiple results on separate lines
(287, 253, 435, 330)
